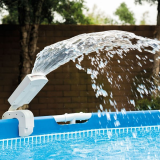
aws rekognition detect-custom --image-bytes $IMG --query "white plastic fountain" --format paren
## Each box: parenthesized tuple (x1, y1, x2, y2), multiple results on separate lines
(2, 74, 48, 137)
(2, 74, 91, 137)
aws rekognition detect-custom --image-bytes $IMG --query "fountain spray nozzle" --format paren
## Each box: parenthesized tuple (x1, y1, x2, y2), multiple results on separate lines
(8, 74, 48, 111)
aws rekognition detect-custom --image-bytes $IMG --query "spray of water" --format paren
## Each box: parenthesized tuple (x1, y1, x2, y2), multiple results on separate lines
(32, 30, 160, 113)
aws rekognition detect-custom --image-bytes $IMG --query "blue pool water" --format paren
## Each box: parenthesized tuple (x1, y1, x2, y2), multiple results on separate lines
(0, 126, 160, 160)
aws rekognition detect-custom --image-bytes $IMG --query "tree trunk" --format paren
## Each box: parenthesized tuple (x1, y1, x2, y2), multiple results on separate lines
(18, 0, 44, 110)
(19, 24, 39, 81)
(152, 0, 160, 97)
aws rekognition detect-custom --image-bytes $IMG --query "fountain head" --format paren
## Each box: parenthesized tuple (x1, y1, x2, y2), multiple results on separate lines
(8, 74, 48, 111)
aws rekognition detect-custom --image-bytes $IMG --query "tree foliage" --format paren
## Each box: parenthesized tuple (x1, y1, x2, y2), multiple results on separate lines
(135, 96, 160, 110)
(135, 0, 157, 5)
(140, 11, 149, 25)
(1, 0, 90, 24)
(114, 2, 136, 25)
(86, 4, 118, 25)
(86, 4, 106, 24)
(1, 0, 53, 24)
(55, 0, 90, 24)
(1, 3, 18, 24)
(135, 0, 159, 25)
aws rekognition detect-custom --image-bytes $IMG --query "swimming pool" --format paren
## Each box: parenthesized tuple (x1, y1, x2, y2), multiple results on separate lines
(0, 110, 160, 159)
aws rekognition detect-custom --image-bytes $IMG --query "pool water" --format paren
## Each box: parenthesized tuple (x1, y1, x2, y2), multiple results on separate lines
(0, 125, 160, 160)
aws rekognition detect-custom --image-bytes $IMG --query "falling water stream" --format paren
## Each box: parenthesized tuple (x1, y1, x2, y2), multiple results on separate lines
(32, 30, 160, 111)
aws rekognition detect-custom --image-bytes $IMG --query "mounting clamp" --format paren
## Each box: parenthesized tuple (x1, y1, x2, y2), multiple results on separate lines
(2, 110, 34, 137)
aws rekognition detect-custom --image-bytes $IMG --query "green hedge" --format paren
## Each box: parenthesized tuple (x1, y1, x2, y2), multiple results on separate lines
(135, 96, 160, 110)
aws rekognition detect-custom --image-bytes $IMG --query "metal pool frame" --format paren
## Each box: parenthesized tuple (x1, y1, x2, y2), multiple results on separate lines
(0, 110, 160, 140)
